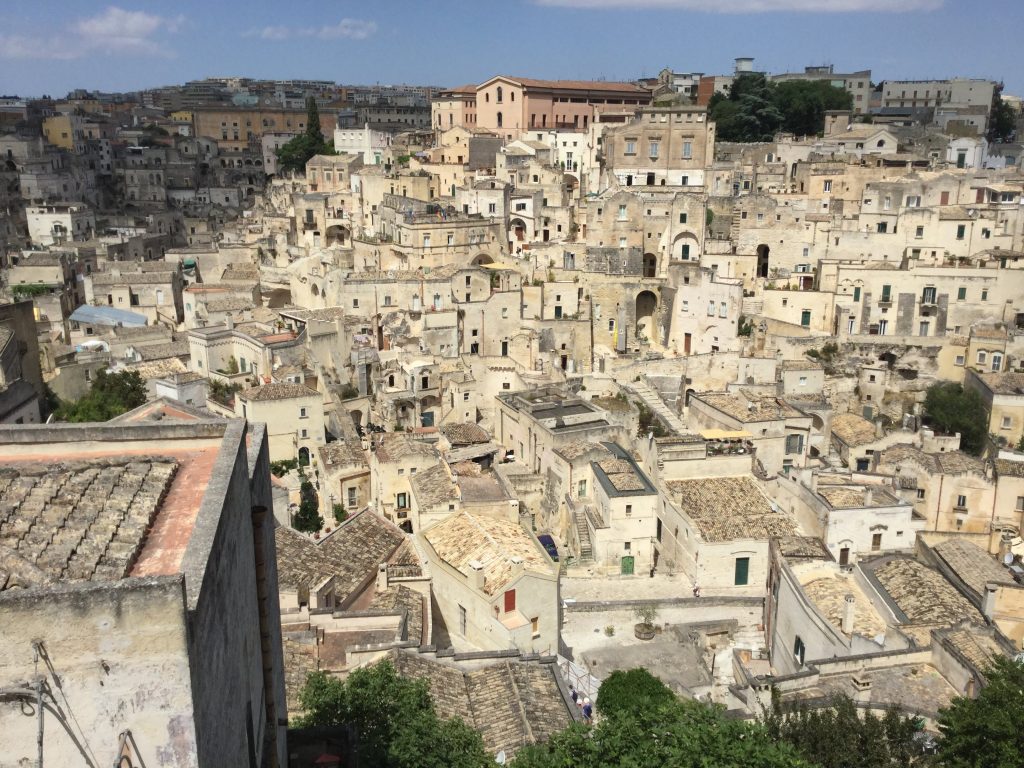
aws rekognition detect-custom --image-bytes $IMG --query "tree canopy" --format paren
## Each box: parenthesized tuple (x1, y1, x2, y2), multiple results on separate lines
(275, 96, 335, 174)
(987, 85, 1017, 143)
(293, 473, 323, 533)
(55, 369, 147, 422)
(295, 662, 491, 768)
(762, 692, 919, 768)
(595, 668, 676, 718)
(513, 681, 812, 768)
(936, 657, 1024, 768)
(709, 73, 853, 142)
(923, 381, 989, 454)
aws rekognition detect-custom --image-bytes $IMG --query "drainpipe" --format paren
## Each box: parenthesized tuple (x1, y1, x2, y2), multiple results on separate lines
(934, 473, 944, 531)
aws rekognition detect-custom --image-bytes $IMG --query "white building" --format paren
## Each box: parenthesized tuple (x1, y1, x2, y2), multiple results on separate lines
(333, 124, 393, 165)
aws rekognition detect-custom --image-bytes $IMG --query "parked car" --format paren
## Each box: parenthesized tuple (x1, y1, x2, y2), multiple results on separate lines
(537, 534, 559, 562)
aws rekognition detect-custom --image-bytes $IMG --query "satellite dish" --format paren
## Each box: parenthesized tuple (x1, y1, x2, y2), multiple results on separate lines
(1004, 552, 1015, 566)
(495, 751, 507, 765)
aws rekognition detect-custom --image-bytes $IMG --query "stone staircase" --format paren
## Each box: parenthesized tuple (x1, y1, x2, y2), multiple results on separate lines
(627, 379, 687, 435)
(573, 508, 593, 562)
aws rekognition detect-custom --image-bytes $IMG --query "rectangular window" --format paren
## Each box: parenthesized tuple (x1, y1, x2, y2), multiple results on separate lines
(578, 479, 587, 497)
(459, 605, 467, 635)
(957, 286, 966, 301)
(682, 140, 692, 159)
(618, 204, 627, 221)
(348, 487, 357, 507)
(679, 212, 687, 224)
(956, 495, 967, 509)
(793, 636, 806, 666)
(922, 286, 936, 304)
(1002, 416, 1012, 429)
(531, 617, 540, 638)
(915, 226, 924, 238)
(785, 434, 804, 454)
(648, 140, 659, 158)
(624, 139, 636, 155)
(916, 488, 926, 500)
(397, 492, 408, 509)
(734, 557, 750, 586)
(876, 222, 888, 234)
(625, 504, 632, 517)
(881, 285, 891, 303)
(801, 310, 811, 327)
(719, 302, 728, 318)
(1016, 496, 1024, 512)
(956, 224, 966, 240)
(919, 321, 929, 336)
(823, 179, 832, 193)
(853, 287, 861, 302)
(871, 533, 882, 551)
(299, 407, 308, 418)
(981, 289, 989, 301)
(955, 355, 965, 366)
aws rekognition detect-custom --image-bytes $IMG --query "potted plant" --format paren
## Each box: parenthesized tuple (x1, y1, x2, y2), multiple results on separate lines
(634, 604, 658, 640)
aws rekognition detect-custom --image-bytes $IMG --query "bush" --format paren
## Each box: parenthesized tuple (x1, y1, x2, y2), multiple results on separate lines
(293, 475, 323, 533)
(923, 382, 988, 455)
(55, 369, 147, 422)
(333, 502, 348, 524)
(269, 458, 298, 477)
(596, 668, 676, 718)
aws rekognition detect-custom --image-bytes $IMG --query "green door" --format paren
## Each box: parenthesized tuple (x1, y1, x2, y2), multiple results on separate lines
(620, 556, 635, 575)
(734, 557, 750, 586)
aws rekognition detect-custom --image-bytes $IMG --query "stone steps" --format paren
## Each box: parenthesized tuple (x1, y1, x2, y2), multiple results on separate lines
(628, 379, 687, 435)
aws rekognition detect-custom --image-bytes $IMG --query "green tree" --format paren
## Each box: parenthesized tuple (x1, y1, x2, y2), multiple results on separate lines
(513, 695, 812, 768)
(296, 662, 490, 768)
(596, 668, 675, 718)
(774, 80, 853, 137)
(332, 502, 348, 524)
(709, 73, 783, 142)
(923, 381, 989, 455)
(987, 85, 1017, 143)
(763, 691, 918, 768)
(275, 96, 335, 174)
(936, 657, 1024, 768)
(55, 369, 147, 422)
(293, 474, 323, 533)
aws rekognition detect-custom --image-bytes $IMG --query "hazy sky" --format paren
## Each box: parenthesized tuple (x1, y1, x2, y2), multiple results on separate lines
(1, 1, 1020, 97)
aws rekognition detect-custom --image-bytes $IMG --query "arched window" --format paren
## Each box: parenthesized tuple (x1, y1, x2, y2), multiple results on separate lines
(497, 112, 503, 128)
(877, 139, 885, 147)
(496, 86, 503, 103)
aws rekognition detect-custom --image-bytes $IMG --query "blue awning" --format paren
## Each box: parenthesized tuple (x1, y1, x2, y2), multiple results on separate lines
(70, 305, 148, 327)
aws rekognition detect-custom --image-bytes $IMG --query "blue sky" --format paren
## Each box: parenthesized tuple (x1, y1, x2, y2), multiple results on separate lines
(1, 1, 1021, 97)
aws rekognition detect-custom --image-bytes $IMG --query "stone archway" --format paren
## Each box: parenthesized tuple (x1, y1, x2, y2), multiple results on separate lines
(635, 290, 657, 341)
(472, 253, 494, 266)
(325, 224, 349, 247)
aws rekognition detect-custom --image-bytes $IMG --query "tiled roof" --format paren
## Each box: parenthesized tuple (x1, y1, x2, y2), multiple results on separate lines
(239, 382, 319, 402)
(423, 511, 550, 595)
(973, 371, 1024, 396)
(274, 510, 405, 601)
(489, 75, 650, 94)
(932, 539, 1014, 598)
(664, 476, 795, 542)
(441, 422, 490, 446)
(554, 440, 613, 462)
(390, 650, 574, 758)
(374, 433, 437, 463)
(370, 584, 425, 644)
(696, 392, 804, 423)
(802, 575, 887, 639)
(317, 441, 368, 470)
(940, 628, 1006, 678)
(0, 458, 178, 590)
(831, 413, 878, 447)
(817, 483, 901, 509)
(878, 444, 985, 476)
(136, 340, 190, 361)
(869, 557, 982, 627)
(411, 463, 458, 508)
(994, 458, 1024, 478)
(91, 271, 177, 285)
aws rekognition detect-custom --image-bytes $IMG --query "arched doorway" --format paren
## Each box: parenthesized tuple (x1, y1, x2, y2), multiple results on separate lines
(757, 244, 770, 278)
(635, 290, 657, 341)
(509, 218, 526, 243)
(643, 253, 658, 278)
(325, 225, 349, 247)
(472, 253, 494, 266)
(298, 447, 310, 467)
(673, 233, 698, 261)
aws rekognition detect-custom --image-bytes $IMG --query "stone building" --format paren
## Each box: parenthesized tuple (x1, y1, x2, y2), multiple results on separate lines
(0, 419, 287, 767)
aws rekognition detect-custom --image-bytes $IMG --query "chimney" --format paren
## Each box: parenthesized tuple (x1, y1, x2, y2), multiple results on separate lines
(510, 555, 525, 579)
(998, 533, 1014, 562)
(225, 315, 235, 330)
(376, 562, 389, 592)
(468, 559, 485, 590)
(863, 488, 873, 506)
(842, 594, 856, 635)
(982, 584, 997, 621)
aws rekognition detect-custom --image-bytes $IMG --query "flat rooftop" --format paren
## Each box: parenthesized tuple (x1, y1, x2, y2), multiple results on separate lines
(0, 423, 230, 591)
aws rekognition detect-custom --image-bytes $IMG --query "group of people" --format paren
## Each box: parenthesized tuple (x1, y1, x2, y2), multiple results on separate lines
(569, 688, 593, 722)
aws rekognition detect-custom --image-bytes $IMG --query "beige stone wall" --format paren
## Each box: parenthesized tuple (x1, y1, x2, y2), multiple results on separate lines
(0, 578, 198, 767)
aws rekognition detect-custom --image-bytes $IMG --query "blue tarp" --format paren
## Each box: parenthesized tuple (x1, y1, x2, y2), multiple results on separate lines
(70, 305, 148, 328)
